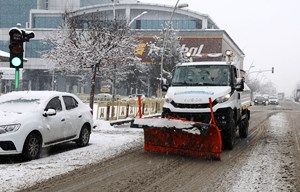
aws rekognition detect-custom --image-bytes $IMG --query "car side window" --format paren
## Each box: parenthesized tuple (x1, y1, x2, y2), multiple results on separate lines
(45, 97, 62, 111)
(63, 96, 79, 110)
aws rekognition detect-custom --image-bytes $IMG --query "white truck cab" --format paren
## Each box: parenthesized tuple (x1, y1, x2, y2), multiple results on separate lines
(162, 61, 251, 149)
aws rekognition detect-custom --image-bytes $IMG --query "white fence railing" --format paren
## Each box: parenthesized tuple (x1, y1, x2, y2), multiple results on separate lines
(95, 98, 165, 121)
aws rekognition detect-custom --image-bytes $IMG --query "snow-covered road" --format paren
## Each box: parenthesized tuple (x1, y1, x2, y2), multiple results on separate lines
(1, 101, 300, 192)
(0, 120, 143, 192)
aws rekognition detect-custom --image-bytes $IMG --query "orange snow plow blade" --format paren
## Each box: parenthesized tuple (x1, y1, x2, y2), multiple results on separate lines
(133, 97, 222, 160)
(143, 122, 222, 159)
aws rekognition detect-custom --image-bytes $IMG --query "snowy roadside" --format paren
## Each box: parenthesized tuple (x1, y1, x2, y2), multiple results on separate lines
(0, 120, 143, 192)
(221, 113, 297, 192)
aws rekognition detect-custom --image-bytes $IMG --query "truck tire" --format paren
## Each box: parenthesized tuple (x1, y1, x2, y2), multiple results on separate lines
(239, 112, 249, 138)
(222, 116, 235, 150)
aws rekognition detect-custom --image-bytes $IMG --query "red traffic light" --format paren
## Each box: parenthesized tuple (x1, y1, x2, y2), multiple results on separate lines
(9, 42, 23, 55)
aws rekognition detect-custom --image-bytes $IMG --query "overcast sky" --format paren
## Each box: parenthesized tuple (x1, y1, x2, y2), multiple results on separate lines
(142, 0, 300, 96)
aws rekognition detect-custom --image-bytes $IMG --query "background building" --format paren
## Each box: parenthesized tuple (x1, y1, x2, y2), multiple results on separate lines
(0, 0, 244, 96)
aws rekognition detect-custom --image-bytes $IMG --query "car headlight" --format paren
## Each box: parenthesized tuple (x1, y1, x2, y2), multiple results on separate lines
(216, 93, 231, 103)
(165, 95, 173, 103)
(0, 124, 21, 134)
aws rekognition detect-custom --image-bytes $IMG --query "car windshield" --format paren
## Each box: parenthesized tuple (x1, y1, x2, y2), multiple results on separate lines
(0, 97, 41, 113)
(172, 65, 231, 86)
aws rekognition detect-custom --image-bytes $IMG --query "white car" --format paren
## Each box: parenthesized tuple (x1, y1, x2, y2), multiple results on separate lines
(268, 95, 279, 105)
(262, 94, 269, 105)
(0, 91, 93, 160)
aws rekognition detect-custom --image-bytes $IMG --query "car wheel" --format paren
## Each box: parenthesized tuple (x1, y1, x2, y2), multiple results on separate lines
(76, 125, 90, 147)
(22, 133, 42, 161)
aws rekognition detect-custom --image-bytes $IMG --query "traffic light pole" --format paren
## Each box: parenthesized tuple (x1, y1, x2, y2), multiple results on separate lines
(15, 68, 19, 91)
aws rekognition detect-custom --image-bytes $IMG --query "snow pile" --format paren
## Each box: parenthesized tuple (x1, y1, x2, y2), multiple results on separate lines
(133, 118, 211, 135)
(0, 120, 143, 192)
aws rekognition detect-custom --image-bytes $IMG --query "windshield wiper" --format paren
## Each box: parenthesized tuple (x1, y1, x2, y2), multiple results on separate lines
(201, 82, 219, 86)
(172, 81, 224, 86)
(173, 81, 205, 86)
(171, 82, 189, 86)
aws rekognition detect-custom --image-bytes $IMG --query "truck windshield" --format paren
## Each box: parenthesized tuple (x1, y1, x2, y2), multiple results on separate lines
(171, 65, 231, 86)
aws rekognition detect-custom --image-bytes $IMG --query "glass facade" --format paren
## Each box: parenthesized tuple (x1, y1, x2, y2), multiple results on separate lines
(0, 0, 37, 28)
(0, 40, 10, 52)
(132, 20, 201, 30)
(32, 16, 63, 28)
(25, 40, 53, 58)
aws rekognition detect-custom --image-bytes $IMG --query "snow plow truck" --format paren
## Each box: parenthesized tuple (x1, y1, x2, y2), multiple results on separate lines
(132, 51, 252, 160)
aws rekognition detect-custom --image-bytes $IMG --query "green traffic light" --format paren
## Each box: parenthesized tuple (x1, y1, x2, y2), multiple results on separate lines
(11, 57, 22, 67)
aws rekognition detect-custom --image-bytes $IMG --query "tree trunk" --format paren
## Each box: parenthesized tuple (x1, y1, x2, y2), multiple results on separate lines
(89, 65, 97, 112)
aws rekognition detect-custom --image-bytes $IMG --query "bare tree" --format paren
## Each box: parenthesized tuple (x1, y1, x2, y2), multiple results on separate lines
(146, 24, 188, 96)
(43, 12, 139, 111)
(246, 76, 276, 95)
(148, 24, 188, 82)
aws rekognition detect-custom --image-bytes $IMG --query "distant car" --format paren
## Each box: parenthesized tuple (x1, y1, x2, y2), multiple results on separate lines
(262, 94, 269, 105)
(268, 96, 279, 105)
(95, 93, 112, 102)
(254, 96, 266, 105)
(0, 91, 93, 160)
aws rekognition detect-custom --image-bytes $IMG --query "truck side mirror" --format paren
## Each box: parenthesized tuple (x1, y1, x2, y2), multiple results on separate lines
(162, 84, 169, 92)
(235, 77, 244, 91)
(161, 78, 169, 92)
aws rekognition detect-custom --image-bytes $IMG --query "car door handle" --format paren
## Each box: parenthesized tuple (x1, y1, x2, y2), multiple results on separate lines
(61, 118, 65, 122)
(78, 115, 82, 118)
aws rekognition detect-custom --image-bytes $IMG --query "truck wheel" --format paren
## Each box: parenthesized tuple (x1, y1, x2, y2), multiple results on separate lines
(239, 112, 249, 138)
(222, 118, 235, 150)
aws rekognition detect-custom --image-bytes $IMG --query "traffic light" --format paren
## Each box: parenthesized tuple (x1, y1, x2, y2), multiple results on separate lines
(9, 28, 23, 69)
(9, 27, 35, 69)
(272, 67, 274, 73)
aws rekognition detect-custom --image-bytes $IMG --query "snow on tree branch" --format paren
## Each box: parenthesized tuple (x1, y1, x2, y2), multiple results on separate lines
(42, 11, 140, 109)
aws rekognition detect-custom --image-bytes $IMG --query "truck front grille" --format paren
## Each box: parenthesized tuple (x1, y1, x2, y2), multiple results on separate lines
(170, 100, 218, 109)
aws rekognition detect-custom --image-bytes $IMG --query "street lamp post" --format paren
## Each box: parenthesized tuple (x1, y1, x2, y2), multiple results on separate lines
(128, 11, 148, 26)
(159, 0, 188, 97)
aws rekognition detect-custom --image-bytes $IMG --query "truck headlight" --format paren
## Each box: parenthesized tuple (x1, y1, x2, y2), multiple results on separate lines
(0, 124, 21, 134)
(165, 95, 173, 103)
(216, 93, 231, 103)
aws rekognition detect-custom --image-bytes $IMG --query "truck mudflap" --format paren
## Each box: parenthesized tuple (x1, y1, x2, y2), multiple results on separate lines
(133, 98, 222, 160)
